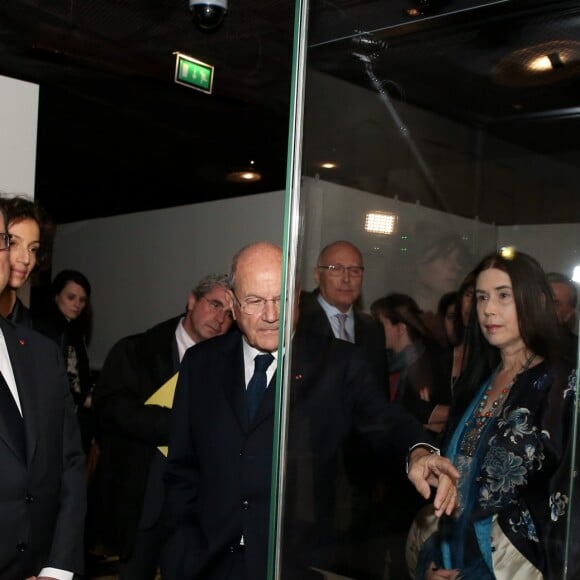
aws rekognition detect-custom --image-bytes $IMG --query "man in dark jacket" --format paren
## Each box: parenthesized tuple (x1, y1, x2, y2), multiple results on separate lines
(93, 273, 234, 579)
(0, 203, 86, 579)
(161, 241, 459, 580)
(296, 240, 392, 578)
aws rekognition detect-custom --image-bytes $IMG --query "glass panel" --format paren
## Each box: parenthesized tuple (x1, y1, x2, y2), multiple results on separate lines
(277, 0, 580, 578)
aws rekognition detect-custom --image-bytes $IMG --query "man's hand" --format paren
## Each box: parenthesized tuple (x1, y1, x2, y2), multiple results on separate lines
(407, 448, 459, 517)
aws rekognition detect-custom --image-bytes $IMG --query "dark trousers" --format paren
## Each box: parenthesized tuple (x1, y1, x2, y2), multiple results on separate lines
(119, 525, 166, 580)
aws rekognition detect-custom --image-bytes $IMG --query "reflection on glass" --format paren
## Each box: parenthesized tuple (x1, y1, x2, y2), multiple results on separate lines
(280, 1, 580, 579)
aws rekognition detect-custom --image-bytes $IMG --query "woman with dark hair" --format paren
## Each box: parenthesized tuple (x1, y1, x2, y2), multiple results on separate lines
(371, 292, 450, 431)
(33, 269, 94, 451)
(414, 250, 578, 579)
(0, 195, 52, 325)
(371, 293, 452, 577)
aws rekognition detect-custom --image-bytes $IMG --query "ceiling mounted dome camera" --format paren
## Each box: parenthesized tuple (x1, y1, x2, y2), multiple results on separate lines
(188, 0, 228, 31)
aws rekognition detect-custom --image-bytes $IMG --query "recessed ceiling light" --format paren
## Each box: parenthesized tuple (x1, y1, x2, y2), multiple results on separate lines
(321, 162, 338, 169)
(492, 41, 580, 86)
(226, 160, 262, 183)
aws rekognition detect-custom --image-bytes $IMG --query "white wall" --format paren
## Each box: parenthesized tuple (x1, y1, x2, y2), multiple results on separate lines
(53, 192, 285, 368)
(497, 224, 580, 278)
(0, 74, 39, 196)
(299, 177, 498, 309)
(0, 74, 39, 306)
(53, 177, 580, 370)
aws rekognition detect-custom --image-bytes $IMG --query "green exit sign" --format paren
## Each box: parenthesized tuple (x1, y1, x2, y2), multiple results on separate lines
(174, 53, 214, 94)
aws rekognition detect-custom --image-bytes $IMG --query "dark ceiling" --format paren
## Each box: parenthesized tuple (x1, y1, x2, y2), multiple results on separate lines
(1, 0, 579, 224)
(0, 0, 295, 223)
(307, 0, 580, 156)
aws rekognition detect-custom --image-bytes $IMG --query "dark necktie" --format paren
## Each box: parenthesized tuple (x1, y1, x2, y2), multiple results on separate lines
(0, 371, 25, 459)
(335, 313, 352, 342)
(246, 354, 274, 420)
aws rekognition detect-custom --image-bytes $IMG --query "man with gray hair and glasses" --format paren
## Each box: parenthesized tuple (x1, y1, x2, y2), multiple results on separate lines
(92, 273, 234, 579)
(298, 240, 387, 385)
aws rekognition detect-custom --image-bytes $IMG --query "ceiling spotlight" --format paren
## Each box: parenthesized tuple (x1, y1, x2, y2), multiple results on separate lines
(226, 160, 262, 183)
(404, 0, 452, 17)
(188, 0, 228, 32)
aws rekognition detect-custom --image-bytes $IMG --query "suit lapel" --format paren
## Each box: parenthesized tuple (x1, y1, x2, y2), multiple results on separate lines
(221, 334, 249, 430)
(0, 319, 37, 463)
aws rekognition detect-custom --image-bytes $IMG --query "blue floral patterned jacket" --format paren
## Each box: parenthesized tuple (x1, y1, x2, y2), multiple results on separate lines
(417, 358, 579, 579)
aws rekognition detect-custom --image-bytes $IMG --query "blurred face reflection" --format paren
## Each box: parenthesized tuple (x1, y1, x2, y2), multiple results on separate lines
(314, 242, 363, 313)
(418, 246, 463, 300)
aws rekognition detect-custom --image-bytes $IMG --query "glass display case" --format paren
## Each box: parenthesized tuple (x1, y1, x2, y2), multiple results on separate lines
(273, 0, 580, 578)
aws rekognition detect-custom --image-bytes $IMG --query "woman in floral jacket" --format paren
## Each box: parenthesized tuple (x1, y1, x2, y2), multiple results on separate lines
(416, 250, 578, 580)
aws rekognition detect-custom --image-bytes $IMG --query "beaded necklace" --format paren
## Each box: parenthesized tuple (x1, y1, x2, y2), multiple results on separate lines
(459, 353, 536, 457)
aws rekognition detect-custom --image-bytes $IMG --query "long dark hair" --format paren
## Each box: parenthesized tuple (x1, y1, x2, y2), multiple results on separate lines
(371, 292, 437, 345)
(452, 250, 562, 414)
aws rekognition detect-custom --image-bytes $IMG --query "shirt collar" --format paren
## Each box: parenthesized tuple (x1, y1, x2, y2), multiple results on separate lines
(175, 317, 195, 362)
(317, 293, 353, 318)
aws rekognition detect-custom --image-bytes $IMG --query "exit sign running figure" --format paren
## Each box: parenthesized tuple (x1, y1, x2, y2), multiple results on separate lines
(174, 53, 214, 94)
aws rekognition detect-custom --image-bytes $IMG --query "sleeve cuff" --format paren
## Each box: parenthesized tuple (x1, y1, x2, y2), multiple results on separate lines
(405, 442, 440, 474)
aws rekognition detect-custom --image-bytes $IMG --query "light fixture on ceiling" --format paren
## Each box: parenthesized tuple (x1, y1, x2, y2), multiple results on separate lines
(320, 161, 338, 169)
(492, 41, 580, 86)
(529, 52, 565, 72)
(226, 159, 262, 183)
(365, 211, 398, 235)
(404, 0, 450, 17)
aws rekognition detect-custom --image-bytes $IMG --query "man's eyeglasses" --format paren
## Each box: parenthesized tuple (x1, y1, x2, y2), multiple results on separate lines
(201, 296, 233, 319)
(317, 264, 364, 278)
(0, 233, 10, 252)
(232, 294, 281, 316)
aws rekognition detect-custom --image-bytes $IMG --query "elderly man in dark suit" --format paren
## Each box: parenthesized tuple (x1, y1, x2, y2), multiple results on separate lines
(93, 273, 234, 579)
(0, 203, 86, 579)
(161, 241, 459, 580)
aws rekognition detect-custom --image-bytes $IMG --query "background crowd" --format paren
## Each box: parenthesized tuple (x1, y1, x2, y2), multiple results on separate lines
(0, 192, 577, 580)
